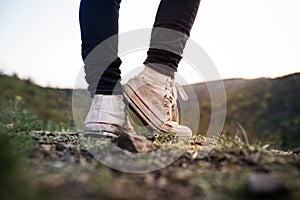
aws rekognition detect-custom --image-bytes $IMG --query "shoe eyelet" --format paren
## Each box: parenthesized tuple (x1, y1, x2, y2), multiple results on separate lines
(164, 95, 168, 99)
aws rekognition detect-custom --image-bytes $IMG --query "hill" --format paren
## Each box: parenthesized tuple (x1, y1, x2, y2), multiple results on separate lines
(182, 73, 300, 149)
(0, 73, 299, 149)
(0, 74, 73, 128)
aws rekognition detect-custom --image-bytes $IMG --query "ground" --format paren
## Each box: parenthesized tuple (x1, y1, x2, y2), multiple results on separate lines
(2, 131, 299, 200)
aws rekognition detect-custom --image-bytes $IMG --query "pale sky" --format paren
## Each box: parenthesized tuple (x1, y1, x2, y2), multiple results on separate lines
(0, 0, 299, 88)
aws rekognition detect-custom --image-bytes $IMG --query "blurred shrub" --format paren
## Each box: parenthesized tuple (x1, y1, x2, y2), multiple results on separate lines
(0, 96, 44, 134)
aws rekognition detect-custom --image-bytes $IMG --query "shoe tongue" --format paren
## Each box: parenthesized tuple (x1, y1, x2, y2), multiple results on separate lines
(143, 66, 188, 101)
(144, 66, 171, 81)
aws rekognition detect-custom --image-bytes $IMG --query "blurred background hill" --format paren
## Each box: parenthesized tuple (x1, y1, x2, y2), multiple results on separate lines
(0, 72, 299, 149)
(183, 73, 300, 150)
(0, 73, 73, 129)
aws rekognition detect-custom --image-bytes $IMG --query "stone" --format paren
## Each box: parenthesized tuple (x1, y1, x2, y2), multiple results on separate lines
(117, 133, 155, 153)
(247, 173, 288, 196)
(55, 143, 66, 151)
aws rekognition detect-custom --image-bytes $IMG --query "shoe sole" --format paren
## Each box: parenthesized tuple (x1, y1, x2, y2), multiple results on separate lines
(82, 130, 119, 138)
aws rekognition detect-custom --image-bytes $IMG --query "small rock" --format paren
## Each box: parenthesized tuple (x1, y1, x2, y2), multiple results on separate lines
(247, 173, 288, 195)
(78, 173, 89, 183)
(63, 153, 73, 162)
(51, 161, 64, 169)
(144, 174, 155, 186)
(40, 132, 46, 136)
(70, 133, 80, 137)
(157, 177, 168, 189)
(117, 133, 155, 153)
(31, 135, 40, 141)
(40, 144, 53, 152)
(55, 143, 66, 151)
(292, 147, 300, 154)
(47, 133, 56, 137)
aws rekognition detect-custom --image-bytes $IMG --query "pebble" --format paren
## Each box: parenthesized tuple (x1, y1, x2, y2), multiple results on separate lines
(55, 143, 66, 151)
(51, 161, 64, 169)
(157, 177, 168, 189)
(40, 144, 53, 151)
(247, 173, 288, 195)
(292, 147, 300, 154)
(117, 133, 154, 153)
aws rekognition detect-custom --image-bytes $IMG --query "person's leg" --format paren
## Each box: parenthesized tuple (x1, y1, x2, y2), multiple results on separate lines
(80, 0, 122, 97)
(123, 0, 201, 135)
(144, 0, 201, 78)
(80, 0, 134, 137)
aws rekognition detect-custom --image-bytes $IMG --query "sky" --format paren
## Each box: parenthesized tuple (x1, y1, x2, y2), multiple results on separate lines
(0, 0, 299, 88)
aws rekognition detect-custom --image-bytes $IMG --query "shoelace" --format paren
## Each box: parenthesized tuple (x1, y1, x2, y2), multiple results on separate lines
(137, 70, 189, 123)
(163, 80, 189, 131)
(171, 80, 189, 101)
(163, 79, 189, 121)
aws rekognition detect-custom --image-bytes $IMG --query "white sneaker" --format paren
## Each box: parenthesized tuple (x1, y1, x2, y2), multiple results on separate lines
(84, 95, 135, 138)
(123, 66, 192, 137)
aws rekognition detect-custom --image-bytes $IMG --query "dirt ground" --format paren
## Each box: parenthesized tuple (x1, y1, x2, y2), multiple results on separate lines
(4, 131, 300, 200)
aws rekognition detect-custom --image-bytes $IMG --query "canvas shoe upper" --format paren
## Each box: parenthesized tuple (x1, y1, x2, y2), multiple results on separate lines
(84, 95, 135, 138)
(123, 66, 192, 137)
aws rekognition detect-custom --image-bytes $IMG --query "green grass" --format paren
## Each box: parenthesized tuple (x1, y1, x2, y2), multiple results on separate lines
(0, 96, 44, 134)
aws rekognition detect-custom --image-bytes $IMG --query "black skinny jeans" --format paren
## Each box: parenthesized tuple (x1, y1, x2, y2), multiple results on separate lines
(80, 0, 201, 96)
